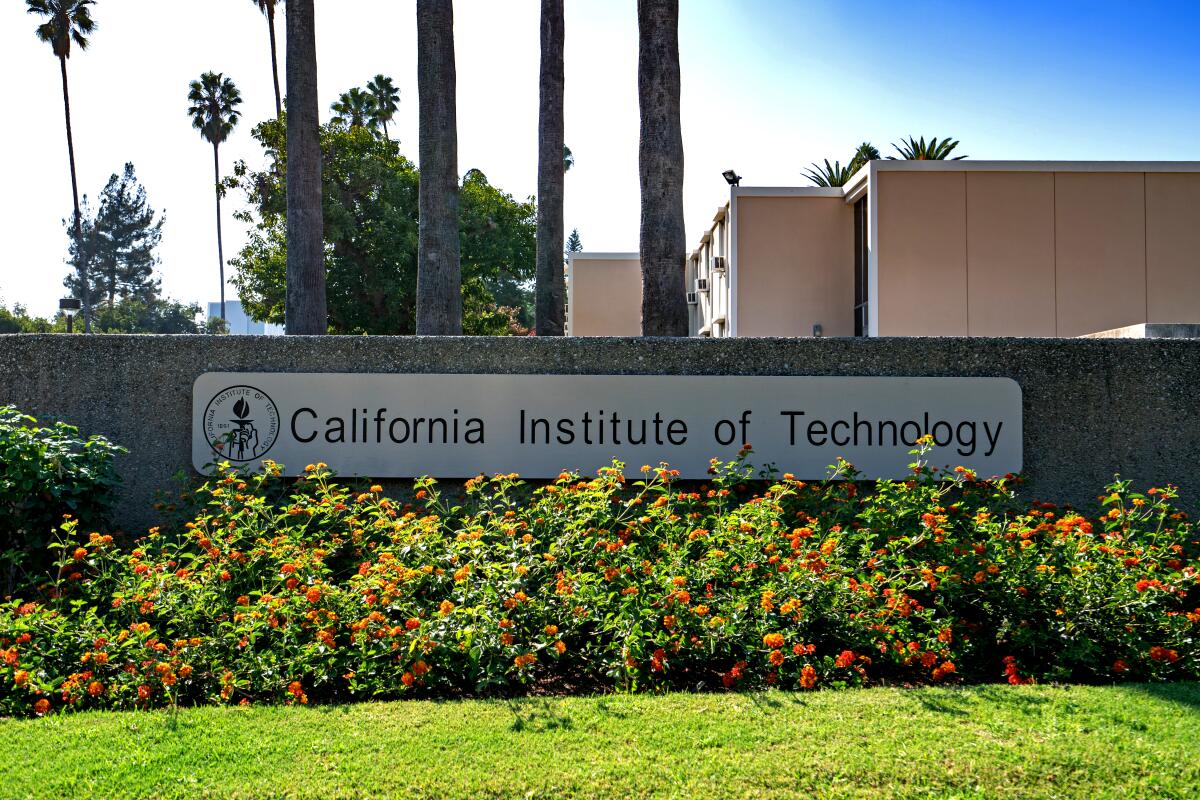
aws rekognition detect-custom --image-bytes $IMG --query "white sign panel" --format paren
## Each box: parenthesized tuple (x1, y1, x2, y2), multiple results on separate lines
(192, 373, 1022, 479)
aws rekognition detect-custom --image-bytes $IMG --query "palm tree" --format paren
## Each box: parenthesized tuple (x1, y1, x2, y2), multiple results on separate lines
(331, 87, 376, 129)
(803, 159, 854, 188)
(251, 0, 284, 119)
(563, 145, 574, 172)
(187, 72, 242, 324)
(285, 0, 327, 334)
(637, 0, 687, 337)
(366, 74, 400, 139)
(28, 0, 96, 332)
(849, 141, 879, 173)
(416, 0, 462, 335)
(535, 0, 566, 336)
(889, 136, 966, 160)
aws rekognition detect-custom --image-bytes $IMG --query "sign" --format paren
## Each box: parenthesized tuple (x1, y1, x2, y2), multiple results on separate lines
(192, 373, 1022, 479)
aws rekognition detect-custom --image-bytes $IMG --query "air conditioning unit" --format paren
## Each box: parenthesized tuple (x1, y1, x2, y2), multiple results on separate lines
(696, 278, 710, 292)
(712, 256, 726, 273)
(686, 291, 698, 305)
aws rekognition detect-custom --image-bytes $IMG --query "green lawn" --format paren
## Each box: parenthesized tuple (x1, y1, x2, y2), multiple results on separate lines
(2, 684, 1198, 800)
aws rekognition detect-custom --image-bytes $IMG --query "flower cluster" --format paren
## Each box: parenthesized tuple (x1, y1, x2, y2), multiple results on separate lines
(2, 445, 1197, 717)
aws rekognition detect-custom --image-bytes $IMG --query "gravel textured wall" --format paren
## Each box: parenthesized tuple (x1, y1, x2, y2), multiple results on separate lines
(2, 334, 1198, 532)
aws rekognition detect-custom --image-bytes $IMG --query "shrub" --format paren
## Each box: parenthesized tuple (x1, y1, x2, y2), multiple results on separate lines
(0, 407, 125, 591)
(2, 442, 1197, 717)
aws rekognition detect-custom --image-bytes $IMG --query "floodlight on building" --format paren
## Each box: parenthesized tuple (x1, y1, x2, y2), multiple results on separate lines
(722, 169, 742, 186)
(59, 297, 81, 334)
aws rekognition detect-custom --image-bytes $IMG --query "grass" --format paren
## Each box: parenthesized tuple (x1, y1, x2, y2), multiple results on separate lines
(2, 684, 1198, 800)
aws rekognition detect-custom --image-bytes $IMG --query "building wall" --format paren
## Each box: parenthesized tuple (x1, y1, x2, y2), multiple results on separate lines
(566, 255, 642, 336)
(734, 195, 855, 337)
(875, 170, 1200, 336)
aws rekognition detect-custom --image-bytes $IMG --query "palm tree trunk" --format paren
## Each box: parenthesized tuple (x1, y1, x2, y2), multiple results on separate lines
(416, 0, 462, 335)
(214, 143, 226, 322)
(382, 119, 389, 141)
(60, 55, 90, 333)
(285, 0, 327, 335)
(267, 2, 283, 120)
(535, 0, 565, 336)
(637, 0, 688, 337)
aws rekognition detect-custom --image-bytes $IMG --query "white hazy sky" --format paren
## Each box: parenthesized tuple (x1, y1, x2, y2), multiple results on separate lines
(3, 0, 1199, 317)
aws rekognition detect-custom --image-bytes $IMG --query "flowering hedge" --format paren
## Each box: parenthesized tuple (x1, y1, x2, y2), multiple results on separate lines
(3, 444, 1198, 717)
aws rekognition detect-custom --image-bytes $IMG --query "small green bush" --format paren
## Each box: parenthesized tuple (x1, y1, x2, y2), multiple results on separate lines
(2, 443, 1197, 718)
(0, 406, 125, 590)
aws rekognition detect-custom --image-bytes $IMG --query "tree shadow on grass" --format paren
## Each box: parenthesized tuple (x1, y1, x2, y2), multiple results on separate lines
(1123, 682, 1200, 710)
(506, 697, 574, 733)
(903, 684, 1054, 718)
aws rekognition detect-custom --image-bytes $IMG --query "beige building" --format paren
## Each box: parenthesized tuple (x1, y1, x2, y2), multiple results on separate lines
(568, 161, 1200, 338)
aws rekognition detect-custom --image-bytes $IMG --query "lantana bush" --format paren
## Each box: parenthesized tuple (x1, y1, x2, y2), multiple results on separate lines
(3, 441, 1197, 717)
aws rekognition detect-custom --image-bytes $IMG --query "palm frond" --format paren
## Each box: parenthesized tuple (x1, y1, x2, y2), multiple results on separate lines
(187, 71, 243, 146)
(803, 159, 853, 187)
(889, 135, 967, 161)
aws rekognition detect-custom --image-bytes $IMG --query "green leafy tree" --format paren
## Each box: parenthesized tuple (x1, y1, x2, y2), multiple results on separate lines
(803, 159, 854, 188)
(187, 72, 243, 323)
(890, 136, 966, 160)
(250, 0, 284, 119)
(28, 0, 97, 332)
(366, 74, 400, 139)
(331, 87, 377, 129)
(89, 297, 203, 334)
(229, 118, 534, 336)
(64, 163, 164, 310)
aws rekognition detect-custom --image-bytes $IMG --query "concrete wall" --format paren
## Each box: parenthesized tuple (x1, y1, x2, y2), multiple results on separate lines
(2, 335, 1199, 532)
(567, 254, 642, 336)
(874, 170, 1200, 336)
(734, 195, 855, 337)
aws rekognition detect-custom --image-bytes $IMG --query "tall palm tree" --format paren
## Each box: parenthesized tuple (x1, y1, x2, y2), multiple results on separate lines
(187, 72, 242, 324)
(637, 0, 687, 337)
(803, 159, 854, 188)
(366, 74, 400, 139)
(889, 136, 966, 160)
(331, 87, 376, 129)
(251, 0, 284, 119)
(849, 141, 879, 173)
(28, 0, 96, 332)
(285, 0, 326, 334)
(416, 0, 462, 335)
(535, 0, 565, 336)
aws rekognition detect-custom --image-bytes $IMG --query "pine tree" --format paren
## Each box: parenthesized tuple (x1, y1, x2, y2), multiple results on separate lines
(565, 228, 582, 255)
(64, 163, 164, 308)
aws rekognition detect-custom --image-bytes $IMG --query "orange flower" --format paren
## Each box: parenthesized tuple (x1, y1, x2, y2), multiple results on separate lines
(834, 650, 855, 669)
(768, 650, 785, 667)
(401, 672, 415, 687)
(799, 664, 817, 689)
(1112, 659, 1130, 673)
(137, 684, 152, 701)
(405, 617, 421, 630)
(438, 600, 455, 615)
(763, 633, 785, 649)
(87, 680, 104, 696)
(553, 640, 567, 655)
(544, 625, 558, 636)
(305, 587, 322, 604)
(14, 669, 29, 686)
(73, 547, 88, 561)
(370, 484, 383, 494)
(413, 660, 429, 676)
(514, 653, 537, 669)
(1149, 646, 1180, 663)
(34, 698, 50, 716)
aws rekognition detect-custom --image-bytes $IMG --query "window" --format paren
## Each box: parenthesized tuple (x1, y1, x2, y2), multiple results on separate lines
(853, 197, 869, 336)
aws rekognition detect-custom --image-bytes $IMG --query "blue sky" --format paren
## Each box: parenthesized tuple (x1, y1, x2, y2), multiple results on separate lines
(1, 0, 1197, 317)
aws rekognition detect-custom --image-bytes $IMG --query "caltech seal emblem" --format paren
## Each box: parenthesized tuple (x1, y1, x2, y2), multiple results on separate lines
(203, 386, 280, 462)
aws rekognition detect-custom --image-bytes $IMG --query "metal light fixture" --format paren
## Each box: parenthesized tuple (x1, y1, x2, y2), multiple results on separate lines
(722, 169, 742, 186)
(59, 297, 81, 334)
